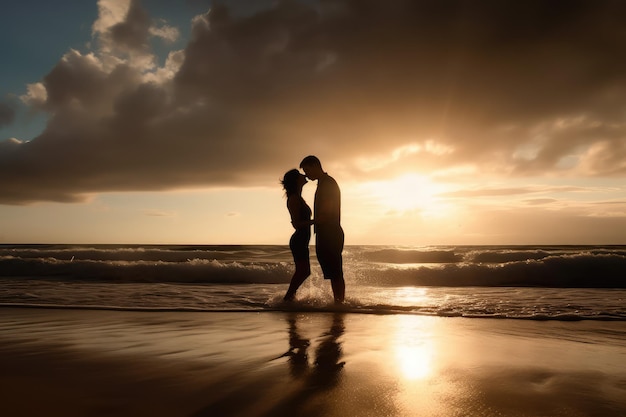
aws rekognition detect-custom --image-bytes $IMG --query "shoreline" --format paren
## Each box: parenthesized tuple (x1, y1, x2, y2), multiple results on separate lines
(1, 308, 625, 416)
(2, 302, 625, 322)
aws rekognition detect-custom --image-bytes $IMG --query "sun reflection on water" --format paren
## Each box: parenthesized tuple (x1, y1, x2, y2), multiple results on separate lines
(394, 286, 430, 306)
(390, 315, 442, 415)
(392, 315, 436, 381)
(395, 343, 434, 380)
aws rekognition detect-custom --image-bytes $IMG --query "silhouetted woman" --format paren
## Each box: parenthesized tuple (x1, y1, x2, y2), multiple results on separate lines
(281, 169, 313, 301)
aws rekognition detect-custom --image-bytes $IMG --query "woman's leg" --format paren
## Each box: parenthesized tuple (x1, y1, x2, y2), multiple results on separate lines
(284, 259, 311, 301)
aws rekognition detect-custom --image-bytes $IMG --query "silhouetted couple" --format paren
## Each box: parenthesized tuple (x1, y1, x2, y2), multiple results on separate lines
(281, 156, 345, 304)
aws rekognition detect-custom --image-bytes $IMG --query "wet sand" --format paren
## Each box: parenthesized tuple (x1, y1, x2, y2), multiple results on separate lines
(1, 308, 625, 417)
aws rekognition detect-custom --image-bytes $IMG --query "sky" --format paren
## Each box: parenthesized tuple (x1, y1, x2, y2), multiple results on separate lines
(1, 0, 625, 245)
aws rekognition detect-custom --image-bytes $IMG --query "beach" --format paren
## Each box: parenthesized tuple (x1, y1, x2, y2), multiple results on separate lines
(1, 308, 625, 417)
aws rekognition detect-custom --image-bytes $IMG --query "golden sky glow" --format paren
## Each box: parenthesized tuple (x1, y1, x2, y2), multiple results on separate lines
(359, 174, 454, 217)
(1, 0, 625, 244)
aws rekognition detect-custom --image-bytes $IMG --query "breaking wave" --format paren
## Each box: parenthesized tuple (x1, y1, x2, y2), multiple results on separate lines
(1, 244, 624, 288)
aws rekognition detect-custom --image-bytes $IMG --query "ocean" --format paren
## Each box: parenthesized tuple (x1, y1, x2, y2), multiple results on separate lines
(1, 244, 625, 320)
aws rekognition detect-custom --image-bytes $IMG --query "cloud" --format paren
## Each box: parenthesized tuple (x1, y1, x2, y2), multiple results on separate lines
(2, 0, 626, 204)
(142, 209, 176, 217)
(440, 185, 592, 199)
(149, 20, 180, 43)
(523, 198, 559, 206)
(0, 102, 15, 128)
(20, 83, 48, 107)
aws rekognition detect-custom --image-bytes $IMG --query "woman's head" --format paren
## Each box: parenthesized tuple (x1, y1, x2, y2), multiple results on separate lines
(281, 169, 306, 196)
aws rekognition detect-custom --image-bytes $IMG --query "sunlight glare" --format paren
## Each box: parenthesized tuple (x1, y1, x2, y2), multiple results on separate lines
(393, 316, 436, 381)
(395, 287, 430, 306)
(361, 173, 451, 216)
(395, 344, 434, 380)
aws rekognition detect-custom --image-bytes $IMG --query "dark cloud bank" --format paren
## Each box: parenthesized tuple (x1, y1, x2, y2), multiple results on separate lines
(2, 0, 626, 204)
(0, 102, 16, 128)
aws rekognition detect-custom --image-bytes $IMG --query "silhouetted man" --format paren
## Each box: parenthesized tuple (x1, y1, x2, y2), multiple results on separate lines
(300, 155, 345, 303)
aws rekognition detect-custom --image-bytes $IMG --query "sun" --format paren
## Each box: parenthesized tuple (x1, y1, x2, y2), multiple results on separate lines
(360, 173, 451, 215)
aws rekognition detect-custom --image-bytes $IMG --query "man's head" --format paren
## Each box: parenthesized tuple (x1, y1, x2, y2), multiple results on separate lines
(300, 155, 324, 180)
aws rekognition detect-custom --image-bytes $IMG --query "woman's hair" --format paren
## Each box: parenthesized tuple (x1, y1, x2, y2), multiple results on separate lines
(281, 169, 301, 197)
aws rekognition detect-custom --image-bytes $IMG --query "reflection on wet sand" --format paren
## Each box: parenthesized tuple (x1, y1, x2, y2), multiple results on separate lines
(392, 315, 436, 381)
(282, 313, 345, 387)
(3, 309, 623, 417)
(284, 314, 310, 378)
(261, 313, 345, 416)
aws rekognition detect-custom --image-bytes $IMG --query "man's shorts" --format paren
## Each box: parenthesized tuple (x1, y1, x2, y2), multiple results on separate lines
(315, 226, 344, 280)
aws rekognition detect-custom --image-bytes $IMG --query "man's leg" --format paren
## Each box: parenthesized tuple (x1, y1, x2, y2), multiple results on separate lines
(331, 275, 345, 304)
(316, 230, 345, 303)
(327, 246, 344, 304)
